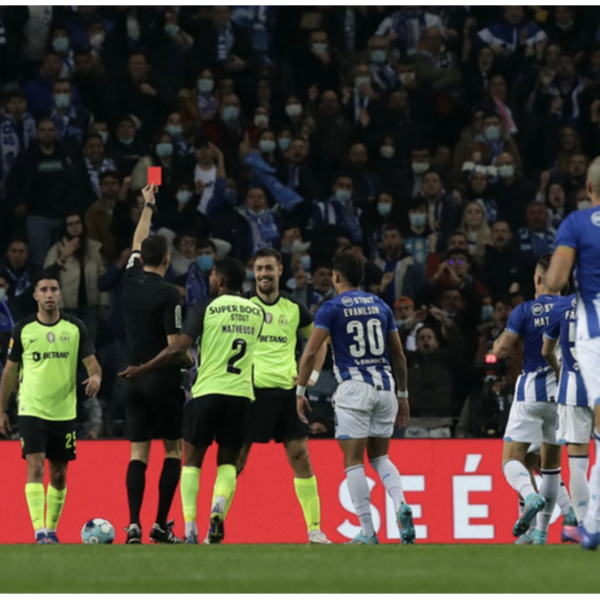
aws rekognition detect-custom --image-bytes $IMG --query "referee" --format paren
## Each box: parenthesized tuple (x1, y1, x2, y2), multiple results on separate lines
(237, 248, 331, 544)
(120, 257, 265, 544)
(0, 271, 102, 543)
(121, 184, 189, 544)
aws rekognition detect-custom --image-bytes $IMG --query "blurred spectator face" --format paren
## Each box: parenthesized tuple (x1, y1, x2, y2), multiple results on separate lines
(220, 94, 241, 122)
(285, 96, 303, 119)
(74, 52, 93, 77)
(368, 36, 389, 65)
(197, 242, 217, 270)
(491, 221, 512, 248)
(576, 187, 591, 210)
(37, 120, 56, 147)
(493, 300, 512, 329)
(90, 121, 109, 143)
(256, 79, 271, 105)
(197, 69, 214, 93)
(65, 214, 83, 239)
(496, 153, 516, 180)
(447, 254, 470, 279)
(128, 54, 149, 83)
(6, 95, 27, 121)
(464, 202, 485, 229)
(555, 6, 574, 27)
(394, 299, 415, 321)
(88, 22, 106, 47)
(559, 127, 578, 151)
(477, 47, 494, 72)
(349, 144, 368, 170)
(117, 119, 135, 142)
(489, 75, 506, 101)
(212, 6, 231, 28)
(421, 172, 442, 199)
(569, 154, 587, 178)
(408, 204, 427, 229)
(442, 288, 463, 314)
(470, 171, 488, 194)
(411, 149, 431, 176)
(287, 138, 308, 164)
(52, 80, 72, 109)
(334, 237, 352, 256)
(448, 233, 469, 250)
(254, 107, 269, 129)
(504, 6, 524, 25)
(433, 146, 451, 171)
(310, 30, 329, 53)
(245, 188, 267, 213)
(484, 115, 502, 141)
(319, 91, 340, 116)
(51, 28, 70, 54)
(217, 77, 235, 99)
(417, 327, 439, 355)
(78, 6, 97, 20)
(548, 183, 566, 209)
(42, 54, 63, 79)
(377, 192, 394, 217)
(281, 227, 302, 247)
(333, 176, 353, 196)
(527, 203, 548, 232)
(544, 43, 561, 68)
(382, 228, 403, 256)
(354, 64, 371, 88)
(177, 235, 198, 259)
(83, 135, 104, 164)
(421, 27, 443, 55)
(472, 109, 486, 134)
(176, 183, 193, 205)
(388, 90, 408, 115)
(7, 241, 28, 269)
(312, 266, 333, 292)
(100, 176, 121, 202)
(557, 55, 575, 80)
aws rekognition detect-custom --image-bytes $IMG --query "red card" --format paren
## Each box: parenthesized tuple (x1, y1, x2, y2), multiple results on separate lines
(147, 167, 162, 186)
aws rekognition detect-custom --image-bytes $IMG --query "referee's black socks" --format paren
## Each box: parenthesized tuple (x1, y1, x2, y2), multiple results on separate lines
(156, 458, 181, 528)
(126, 459, 147, 527)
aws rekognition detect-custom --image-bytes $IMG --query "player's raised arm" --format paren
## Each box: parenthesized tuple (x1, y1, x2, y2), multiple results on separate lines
(132, 183, 157, 252)
(387, 330, 409, 429)
(0, 360, 19, 435)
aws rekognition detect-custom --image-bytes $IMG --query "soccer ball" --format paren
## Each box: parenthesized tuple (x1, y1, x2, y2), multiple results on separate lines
(81, 518, 115, 544)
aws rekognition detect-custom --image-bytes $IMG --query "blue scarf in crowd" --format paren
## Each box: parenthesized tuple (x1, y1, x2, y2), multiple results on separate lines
(245, 152, 303, 210)
(0, 301, 14, 333)
(0, 113, 36, 187)
(185, 262, 208, 311)
(240, 206, 280, 253)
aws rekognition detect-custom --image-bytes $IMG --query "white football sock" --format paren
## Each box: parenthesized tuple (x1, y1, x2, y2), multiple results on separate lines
(503, 460, 536, 498)
(369, 455, 405, 513)
(569, 455, 590, 523)
(556, 479, 573, 517)
(345, 465, 375, 537)
(537, 468, 560, 533)
(185, 521, 198, 537)
(584, 433, 600, 535)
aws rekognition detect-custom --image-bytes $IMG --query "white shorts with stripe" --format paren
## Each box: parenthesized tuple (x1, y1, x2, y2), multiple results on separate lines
(557, 404, 594, 445)
(503, 401, 558, 446)
(333, 380, 397, 439)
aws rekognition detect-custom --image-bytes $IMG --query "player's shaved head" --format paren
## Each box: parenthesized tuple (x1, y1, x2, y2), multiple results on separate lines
(586, 157, 600, 200)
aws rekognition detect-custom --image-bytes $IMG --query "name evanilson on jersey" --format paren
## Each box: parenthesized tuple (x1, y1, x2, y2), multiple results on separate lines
(343, 306, 381, 317)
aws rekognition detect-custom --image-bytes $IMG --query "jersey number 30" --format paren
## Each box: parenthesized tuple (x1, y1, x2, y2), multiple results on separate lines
(227, 338, 247, 375)
(347, 319, 385, 358)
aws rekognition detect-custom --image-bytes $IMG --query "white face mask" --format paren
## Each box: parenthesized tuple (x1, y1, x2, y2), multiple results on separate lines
(285, 103, 302, 118)
(254, 114, 269, 127)
(380, 145, 395, 159)
(412, 162, 429, 175)
(497, 164, 515, 179)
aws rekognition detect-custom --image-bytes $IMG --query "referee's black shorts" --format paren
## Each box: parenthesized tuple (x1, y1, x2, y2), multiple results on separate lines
(18, 416, 77, 462)
(183, 394, 249, 450)
(123, 371, 184, 442)
(245, 387, 310, 444)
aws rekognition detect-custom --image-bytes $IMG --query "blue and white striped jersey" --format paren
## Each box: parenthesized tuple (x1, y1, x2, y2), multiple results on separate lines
(506, 294, 559, 402)
(314, 290, 396, 392)
(544, 294, 588, 407)
(555, 206, 600, 339)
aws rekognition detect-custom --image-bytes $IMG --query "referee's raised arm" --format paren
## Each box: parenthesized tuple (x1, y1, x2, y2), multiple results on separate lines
(132, 183, 157, 252)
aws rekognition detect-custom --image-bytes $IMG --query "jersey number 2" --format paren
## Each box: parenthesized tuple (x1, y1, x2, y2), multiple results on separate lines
(347, 319, 385, 358)
(227, 339, 247, 375)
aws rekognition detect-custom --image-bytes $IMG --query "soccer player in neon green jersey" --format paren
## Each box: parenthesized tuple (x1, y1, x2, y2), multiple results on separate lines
(120, 257, 265, 544)
(0, 271, 102, 544)
(236, 248, 331, 544)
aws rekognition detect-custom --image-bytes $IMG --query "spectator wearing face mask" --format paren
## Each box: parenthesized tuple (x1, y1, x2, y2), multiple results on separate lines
(402, 198, 434, 267)
(366, 36, 400, 93)
(106, 115, 147, 177)
(474, 111, 521, 167)
(392, 144, 432, 200)
(361, 191, 396, 260)
(279, 96, 305, 135)
(184, 237, 218, 310)
(162, 112, 191, 157)
(372, 133, 403, 188)
(178, 67, 217, 138)
(490, 151, 536, 229)
(341, 62, 386, 130)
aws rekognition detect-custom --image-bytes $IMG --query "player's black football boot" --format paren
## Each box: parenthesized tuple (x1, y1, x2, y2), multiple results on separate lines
(125, 523, 142, 544)
(150, 520, 182, 544)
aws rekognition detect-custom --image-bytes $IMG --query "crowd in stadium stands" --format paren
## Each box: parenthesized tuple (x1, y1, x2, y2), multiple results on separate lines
(0, 5, 598, 439)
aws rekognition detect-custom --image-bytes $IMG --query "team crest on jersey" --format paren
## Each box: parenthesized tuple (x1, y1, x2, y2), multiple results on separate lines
(278, 315, 288, 328)
(341, 296, 354, 307)
(591, 212, 600, 227)
(60, 332, 71, 343)
(571, 297, 577, 307)
(531, 303, 544, 317)
(47, 332, 56, 343)
(264, 312, 273, 324)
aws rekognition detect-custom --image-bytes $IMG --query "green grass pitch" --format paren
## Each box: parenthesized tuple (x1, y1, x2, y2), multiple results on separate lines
(0, 544, 597, 593)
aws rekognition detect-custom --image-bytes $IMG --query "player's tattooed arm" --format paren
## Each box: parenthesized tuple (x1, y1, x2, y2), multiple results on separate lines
(492, 329, 519, 359)
(387, 331, 408, 392)
(0, 360, 19, 435)
(119, 334, 194, 380)
(545, 247, 575, 293)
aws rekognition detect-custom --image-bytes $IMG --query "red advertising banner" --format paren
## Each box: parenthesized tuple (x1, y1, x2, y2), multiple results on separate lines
(0, 440, 576, 544)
